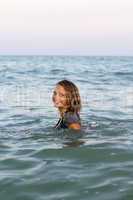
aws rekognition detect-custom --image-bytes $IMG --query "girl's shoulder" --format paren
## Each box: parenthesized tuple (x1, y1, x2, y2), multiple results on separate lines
(63, 111, 81, 125)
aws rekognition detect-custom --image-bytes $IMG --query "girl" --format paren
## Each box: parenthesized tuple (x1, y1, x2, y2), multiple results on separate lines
(52, 79, 82, 130)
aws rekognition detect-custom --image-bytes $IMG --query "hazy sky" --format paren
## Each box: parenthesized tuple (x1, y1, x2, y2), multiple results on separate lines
(0, 0, 133, 55)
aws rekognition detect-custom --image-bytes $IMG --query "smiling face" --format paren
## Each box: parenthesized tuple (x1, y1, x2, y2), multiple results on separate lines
(52, 80, 82, 114)
(52, 84, 68, 109)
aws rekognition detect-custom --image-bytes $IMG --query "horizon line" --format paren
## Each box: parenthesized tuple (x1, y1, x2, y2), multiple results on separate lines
(0, 54, 133, 57)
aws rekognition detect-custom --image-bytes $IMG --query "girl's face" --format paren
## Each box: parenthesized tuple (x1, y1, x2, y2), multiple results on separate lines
(52, 85, 68, 109)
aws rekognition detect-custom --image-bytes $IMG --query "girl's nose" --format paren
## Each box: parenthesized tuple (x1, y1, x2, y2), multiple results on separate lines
(55, 94, 60, 101)
(53, 93, 59, 101)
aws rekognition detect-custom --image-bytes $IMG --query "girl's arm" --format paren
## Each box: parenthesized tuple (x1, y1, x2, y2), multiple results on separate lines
(68, 123, 81, 130)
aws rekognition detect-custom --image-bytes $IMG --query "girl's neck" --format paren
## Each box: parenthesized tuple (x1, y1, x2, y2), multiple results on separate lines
(59, 108, 67, 118)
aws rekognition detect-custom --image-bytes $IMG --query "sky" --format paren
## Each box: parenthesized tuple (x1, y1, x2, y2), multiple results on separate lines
(0, 0, 133, 55)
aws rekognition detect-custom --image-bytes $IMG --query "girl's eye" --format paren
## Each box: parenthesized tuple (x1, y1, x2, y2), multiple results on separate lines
(53, 91, 57, 95)
(59, 93, 65, 97)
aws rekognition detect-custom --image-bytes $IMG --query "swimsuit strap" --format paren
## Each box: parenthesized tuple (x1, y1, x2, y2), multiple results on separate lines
(55, 118, 62, 129)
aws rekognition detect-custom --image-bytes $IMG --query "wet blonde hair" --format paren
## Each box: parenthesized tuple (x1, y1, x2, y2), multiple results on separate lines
(56, 79, 82, 113)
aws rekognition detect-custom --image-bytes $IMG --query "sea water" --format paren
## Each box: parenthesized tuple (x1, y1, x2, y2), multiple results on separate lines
(0, 56, 133, 200)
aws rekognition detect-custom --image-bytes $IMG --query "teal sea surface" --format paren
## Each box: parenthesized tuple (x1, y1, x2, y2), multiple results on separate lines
(0, 56, 133, 200)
